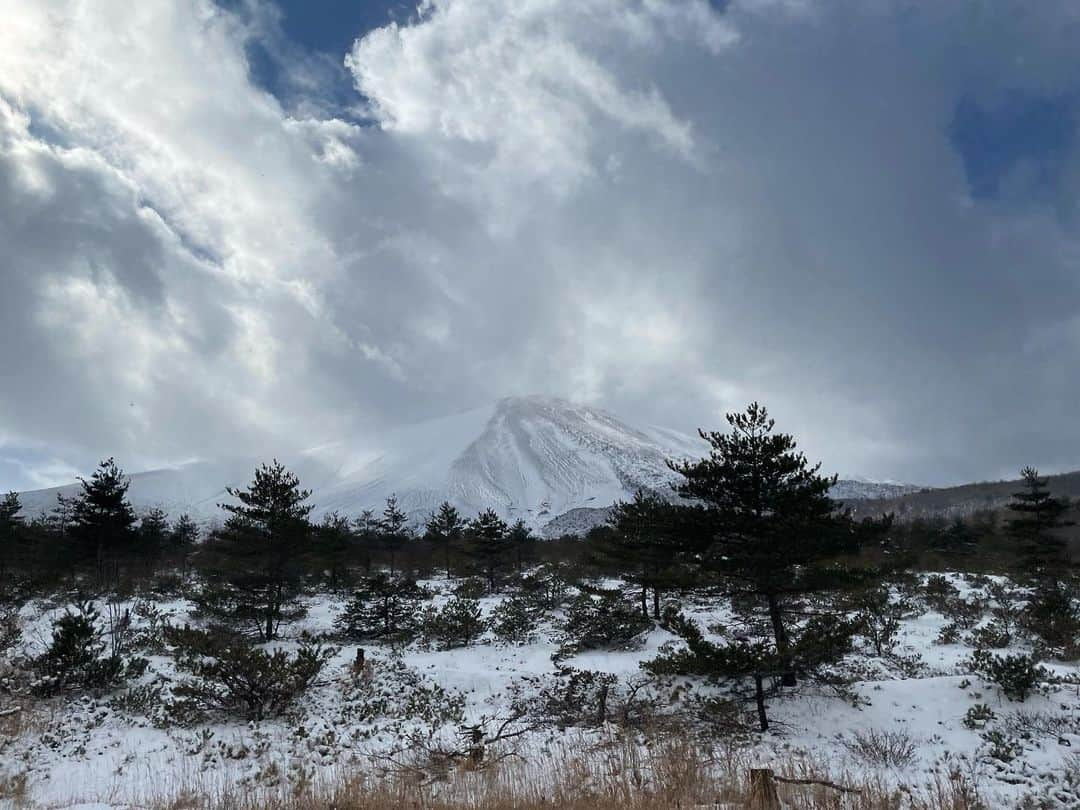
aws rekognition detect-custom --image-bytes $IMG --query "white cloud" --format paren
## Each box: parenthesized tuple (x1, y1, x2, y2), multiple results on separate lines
(1, 0, 1080, 492)
(347, 0, 723, 202)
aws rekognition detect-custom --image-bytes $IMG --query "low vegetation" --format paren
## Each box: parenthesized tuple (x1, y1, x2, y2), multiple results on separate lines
(0, 402, 1077, 808)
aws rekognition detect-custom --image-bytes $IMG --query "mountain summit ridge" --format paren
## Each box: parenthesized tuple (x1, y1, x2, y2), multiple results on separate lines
(15, 396, 917, 533)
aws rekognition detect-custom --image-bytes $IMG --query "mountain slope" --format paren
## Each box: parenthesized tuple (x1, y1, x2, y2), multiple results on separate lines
(846, 469, 1080, 520)
(16, 396, 923, 533)
(17, 397, 706, 531)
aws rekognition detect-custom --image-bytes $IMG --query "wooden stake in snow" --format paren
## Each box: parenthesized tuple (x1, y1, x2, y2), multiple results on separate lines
(746, 768, 863, 807)
(746, 769, 780, 810)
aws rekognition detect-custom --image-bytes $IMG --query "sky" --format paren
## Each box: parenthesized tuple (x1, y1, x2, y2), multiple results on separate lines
(1, 0, 1080, 492)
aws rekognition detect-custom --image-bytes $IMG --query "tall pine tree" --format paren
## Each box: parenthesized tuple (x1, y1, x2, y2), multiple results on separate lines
(1006, 467, 1072, 579)
(590, 490, 682, 620)
(465, 509, 512, 593)
(668, 403, 880, 686)
(71, 458, 138, 584)
(0, 491, 24, 578)
(313, 511, 355, 591)
(195, 461, 314, 640)
(379, 495, 411, 574)
(425, 501, 465, 579)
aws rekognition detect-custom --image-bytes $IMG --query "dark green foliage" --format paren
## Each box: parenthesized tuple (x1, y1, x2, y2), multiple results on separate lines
(931, 518, 979, 556)
(507, 519, 535, 573)
(668, 403, 886, 686)
(0, 492, 25, 591)
(645, 608, 774, 680)
(1006, 467, 1072, 578)
(335, 572, 429, 642)
(194, 461, 314, 640)
(167, 513, 199, 572)
(851, 586, 902, 656)
(419, 596, 486, 650)
(164, 625, 335, 721)
(969, 619, 1012, 649)
(137, 508, 170, 565)
(33, 601, 147, 695)
(559, 589, 651, 655)
(425, 501, 465, 579)
(465, 509, 513, 593)
(533, 666, 619, 728)
(313, 511, 355, 591)
(0, 491, 23, 569)
(515, 563, 570, 611)
(71, 458, 138, 582)
(351, 510, 380, 572)
(378, 495, 412, 575)
(171, 514, 199, 548)
(0, 609, 22, 657)
(647, 606, 857, 730)
(590, 490, 684, 619)
(969, 649, 1050, 702)
(489, 595, 538, 644)
(1020, 579, 1080, 658)
(922, 574, 960, 611)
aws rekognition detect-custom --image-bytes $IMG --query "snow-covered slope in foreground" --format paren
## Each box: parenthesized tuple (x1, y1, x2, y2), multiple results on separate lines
(17, 396, 706, 531)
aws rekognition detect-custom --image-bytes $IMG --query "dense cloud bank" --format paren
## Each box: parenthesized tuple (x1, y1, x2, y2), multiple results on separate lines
(2, 0, 1080, 490)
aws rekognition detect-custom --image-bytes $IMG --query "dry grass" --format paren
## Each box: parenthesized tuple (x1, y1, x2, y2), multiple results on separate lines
(143, 731, 988, 810)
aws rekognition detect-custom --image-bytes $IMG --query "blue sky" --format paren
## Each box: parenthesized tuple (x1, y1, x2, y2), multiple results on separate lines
(240, 0, 1079, 209)
(951, 90, 1076, 203)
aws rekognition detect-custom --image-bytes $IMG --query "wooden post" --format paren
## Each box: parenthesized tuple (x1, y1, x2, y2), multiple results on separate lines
(747, 769, 780, 810)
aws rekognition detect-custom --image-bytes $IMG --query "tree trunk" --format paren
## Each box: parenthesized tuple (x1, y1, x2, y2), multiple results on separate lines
(641, 584, 648, 618)
(652, 587, 661, 621)
(754, 673, 769, 731)
(766, 593, 796, 686)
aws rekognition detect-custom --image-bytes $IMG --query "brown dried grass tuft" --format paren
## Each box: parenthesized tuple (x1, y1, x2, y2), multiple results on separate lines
(143, 731, 988, 810)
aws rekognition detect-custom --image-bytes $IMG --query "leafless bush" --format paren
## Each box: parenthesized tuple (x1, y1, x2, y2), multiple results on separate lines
(840, 727, 919, 768)
(999, 709, 1080, 741)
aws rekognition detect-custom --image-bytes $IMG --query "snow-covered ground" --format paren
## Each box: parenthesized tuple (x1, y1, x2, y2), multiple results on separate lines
(2, 572, 1077, 809)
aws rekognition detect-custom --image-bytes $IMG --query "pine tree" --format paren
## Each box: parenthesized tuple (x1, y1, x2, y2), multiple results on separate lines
(169, 513, 200, 572)
(379, 495, 411, 574)
(314, 511, 355, 591)
(49, 493, 77, 540)
(465, 509, 513, 593)
(71, 458, 138, 584)
(668, 403, 881, 686)
(195, 461, 314, 640)
(1006, 467, 1072, 578)
(932, 517, 979, 557)
(351, 510, 379, 572)
(425, 501, 465, 579)
(137, 508, 170, 570)
(507, 519, 534, 574)
(590, 490, 682, 620)
(171, 514, 200, 548)
(335, 572, 427, 642)
(0, 491, 24, 578)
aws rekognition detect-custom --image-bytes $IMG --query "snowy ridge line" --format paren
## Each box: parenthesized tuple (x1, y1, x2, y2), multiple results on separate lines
(15, 396, 917, 534)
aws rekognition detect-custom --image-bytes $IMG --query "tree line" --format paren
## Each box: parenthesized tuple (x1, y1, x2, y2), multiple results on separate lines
(1, 402, 1075, 729)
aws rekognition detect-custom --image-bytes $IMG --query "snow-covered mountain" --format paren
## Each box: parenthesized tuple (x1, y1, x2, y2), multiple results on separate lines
(15, 396, 922, 533)
(829, 476, 923, 502)
(16, 396, 705, 531)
